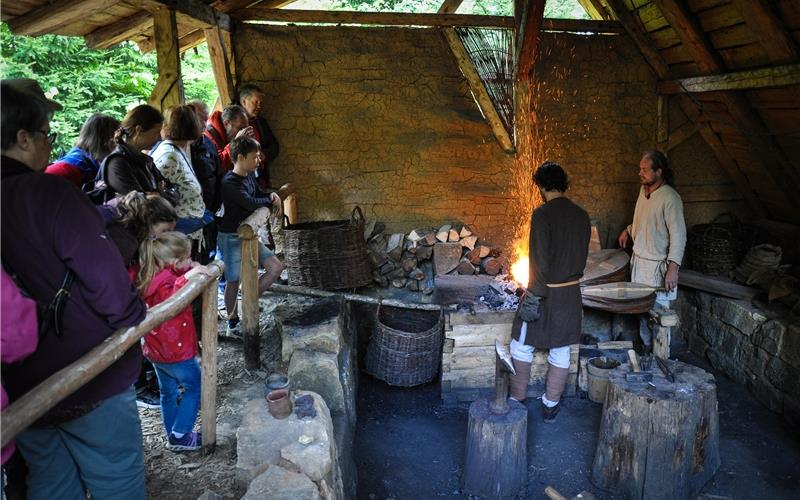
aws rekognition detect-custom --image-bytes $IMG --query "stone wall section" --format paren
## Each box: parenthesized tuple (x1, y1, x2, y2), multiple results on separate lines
(233, 25, 742, 253)
(677, 291, 799, 427)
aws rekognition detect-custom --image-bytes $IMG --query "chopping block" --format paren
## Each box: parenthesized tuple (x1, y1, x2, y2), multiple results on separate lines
(462, 342, 527, 499)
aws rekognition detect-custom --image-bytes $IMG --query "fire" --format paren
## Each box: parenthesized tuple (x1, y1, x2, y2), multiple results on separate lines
(509, 241, 530, 287)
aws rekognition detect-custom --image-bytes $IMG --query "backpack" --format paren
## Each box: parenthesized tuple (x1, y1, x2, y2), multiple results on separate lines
(83, 146, 181, 206)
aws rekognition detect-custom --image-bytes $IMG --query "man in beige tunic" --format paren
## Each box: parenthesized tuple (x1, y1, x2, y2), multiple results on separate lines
(618, 150, 686, 347)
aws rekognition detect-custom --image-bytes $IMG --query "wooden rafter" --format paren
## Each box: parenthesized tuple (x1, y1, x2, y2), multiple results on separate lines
(239, 8, 514, 28)
(148, 7, 185, 111)
(147, 0, 231, 31)
(138, 27, 206, 53)
(9, 0, 124, 37)
(205, 25, 236, 105)
(731, 0, 799, 64)
(515, 0, 546, 81)
(436, 0, 514, 153)
(577, 0, 611, 21)
(652, 0, 800, 207)
(85, 11, 152, 49)
(665, 120, 701, 152)
(601, 0, 767, 218)
(657, 64, 800, 94)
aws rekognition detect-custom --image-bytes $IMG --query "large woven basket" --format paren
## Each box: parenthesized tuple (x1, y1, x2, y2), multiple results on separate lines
(283, 206, 372, 290)
(687, 213, 750, 276)
(366, 306, 443, 387)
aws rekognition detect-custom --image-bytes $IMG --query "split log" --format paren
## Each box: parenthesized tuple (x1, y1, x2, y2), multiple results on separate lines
(386, 233, 405, 261)
(436, 224, 452, 243)
(459, 225, 473, 238)
(434, 243, 463, 275)
(404, 240, 418, 254)
(365, 220, 385, 242)
(372, 272, 389, 287)
(457, 258, 477, 275)
(591, 360, 720, 499)
(407, 268, 425, 281)
(405, 279, 420, 291)
(448, 229, 460, 242)
(420, 260, 435, 295)
(477, 246, 492, 259)
(423, 232, 438, 246)
(460, 235, 478, 250)
(408, 228, 428, 242)
(401, 255, 418, 272)
(368, 251, 389, 268)
(466, 247, 482, 265)
(378, 261, 395, 275)
(391, 277, 408, 288)
(416, 246, 433, 261)
(367, 233, 387, 253)
(388, 268, 407, 280)
(481, 257, 502, 276)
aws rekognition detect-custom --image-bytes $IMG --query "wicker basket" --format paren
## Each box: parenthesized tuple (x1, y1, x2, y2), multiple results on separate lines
(283, 206, 372, 290)
(366, 306, 443, 387)
(687, 213, 748, 276)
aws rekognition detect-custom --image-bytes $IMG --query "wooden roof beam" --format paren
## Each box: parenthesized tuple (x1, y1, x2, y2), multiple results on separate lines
(515, 0, 546, 81)
(146, 0, 231, 31)
(148, 7, 185, 110)
(732, 0, 799, 64)
(239, 8, 514, 28)
(577, 0, 612, 21)
(601, 0, 768, 218)
(652, 0, 800, 207)
(657, 63, 800, 94)
(85, 11, 152, 49)
(138, 27, 206, 53)
(9, 0, 124, 36)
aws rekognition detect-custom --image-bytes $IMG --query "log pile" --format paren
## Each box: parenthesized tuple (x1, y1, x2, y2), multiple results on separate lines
(364, 223, 509, 294)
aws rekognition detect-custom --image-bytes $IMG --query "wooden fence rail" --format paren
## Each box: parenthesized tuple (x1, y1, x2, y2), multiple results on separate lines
(237, 207, 273, 370)
(1, 261, 224, 453)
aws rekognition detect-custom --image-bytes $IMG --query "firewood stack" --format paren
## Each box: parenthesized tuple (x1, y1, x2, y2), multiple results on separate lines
(363, 222, 509, 294)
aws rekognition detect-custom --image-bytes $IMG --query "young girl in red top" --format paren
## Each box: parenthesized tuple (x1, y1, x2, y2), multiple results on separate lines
(137, 231, 211, 451)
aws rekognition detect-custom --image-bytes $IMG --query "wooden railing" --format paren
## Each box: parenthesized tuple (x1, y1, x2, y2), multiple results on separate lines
(1, 262, 224, 453)
(237, 207, 272, 370)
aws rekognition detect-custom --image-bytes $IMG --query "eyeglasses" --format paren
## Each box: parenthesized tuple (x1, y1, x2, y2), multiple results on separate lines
(35, 129, 57, 146)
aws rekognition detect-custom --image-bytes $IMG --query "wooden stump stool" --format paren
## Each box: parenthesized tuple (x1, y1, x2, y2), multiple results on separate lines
(462, 398, 527, 499)
(591, 360, 719, 500)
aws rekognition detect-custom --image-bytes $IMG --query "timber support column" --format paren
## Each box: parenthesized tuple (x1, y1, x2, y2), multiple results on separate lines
(149, 7, 184, 111)
(649, 305, 679, 359)
(238, 208, 272, 370)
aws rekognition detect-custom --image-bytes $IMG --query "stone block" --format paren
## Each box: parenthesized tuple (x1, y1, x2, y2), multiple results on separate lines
(196, 491, 223, 500)
(710, 297, 767, 336)
(281, 442, 331, 482)
(746, 377, 784, 414)
(777, 321, 800, 368)
(276, 297, 344, 362)
(236, 391, 340, 495)
(783, 396, 800, 430)
(696, 313, 726, 348)
(243, 465, 320, 500)
(753, 320, 787, 357)
(289, 349, 346, 413)
(765, 357, 800, 399)
(688, 334, 709, 358)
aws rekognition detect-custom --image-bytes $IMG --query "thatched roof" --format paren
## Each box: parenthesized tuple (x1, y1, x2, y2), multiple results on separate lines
(4, 0, 799, 222)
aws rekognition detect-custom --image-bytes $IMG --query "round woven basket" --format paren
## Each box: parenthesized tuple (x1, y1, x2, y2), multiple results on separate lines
(283, 206, 372, 290)
(366, 306, 443, 387)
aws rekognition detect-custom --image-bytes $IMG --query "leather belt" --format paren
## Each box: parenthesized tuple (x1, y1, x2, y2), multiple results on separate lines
(546, 279, 581, 288)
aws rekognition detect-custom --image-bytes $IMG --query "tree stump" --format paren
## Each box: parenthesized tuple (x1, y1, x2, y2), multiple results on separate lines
(462, 398, 527, 499)
(591, 360, 720, 500)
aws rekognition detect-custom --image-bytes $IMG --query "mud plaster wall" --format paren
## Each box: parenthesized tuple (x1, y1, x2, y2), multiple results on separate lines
(234, 25, 744, 252)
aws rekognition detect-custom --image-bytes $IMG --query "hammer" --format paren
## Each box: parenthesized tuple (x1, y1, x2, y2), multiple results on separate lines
(626, 349, 653, 383)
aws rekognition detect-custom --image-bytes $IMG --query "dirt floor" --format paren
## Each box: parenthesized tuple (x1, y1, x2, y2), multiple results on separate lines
(141, 294, 800, 500)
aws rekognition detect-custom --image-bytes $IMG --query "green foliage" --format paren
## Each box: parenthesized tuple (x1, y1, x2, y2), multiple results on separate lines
(319, 0, 588, 17)
(1, 23, 217, 158)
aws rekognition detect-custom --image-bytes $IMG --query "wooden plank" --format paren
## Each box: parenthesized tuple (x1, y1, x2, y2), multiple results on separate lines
(239, 8, 515, 28)
(717, 42, 770, 70)
(200, 270, 219, 453)
(9, 0, 123, 36)
(516, 0, 545, 82)
(85, 10, 152, 48)
(696, 2, 744, 32)
(148, 7, 185, 111)
(437, 0, 464, 14)
(666, 119, 702, 151)
(441, 28, 515, 152)
(649, 26, 682, 50)
(653, 0, 727, 70)
(577, 0, 611, 20)
(605, 0, 672, 77)
(542, 19, 623, 33)
(448, 310, 516, 326)
(448, 323, 512, 347)
(138, 27, 206, 53)
(679, 268, 760, 299)
(204, 25, 235, 105)
(705, 22, 755, 50)
(775, 0, 800, 30)
(147, 0, 231, 31)
(746, 86, 800, 109)
(732, 0, 800, 64)
(657, 63, 800, 93)
(657, 94, 669, 147)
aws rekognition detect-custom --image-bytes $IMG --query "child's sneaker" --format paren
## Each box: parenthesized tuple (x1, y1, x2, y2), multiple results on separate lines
(166, 431, 201, 451)
(223, 317, 243, 339)
(135, 388, 160, 410)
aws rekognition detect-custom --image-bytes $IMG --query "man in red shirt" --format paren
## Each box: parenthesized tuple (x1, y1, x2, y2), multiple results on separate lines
(203, 104, 252, 173)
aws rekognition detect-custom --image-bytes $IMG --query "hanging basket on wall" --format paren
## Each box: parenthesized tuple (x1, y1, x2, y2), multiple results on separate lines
(366, 306, 444, 387)
(283, 206, 372, 290)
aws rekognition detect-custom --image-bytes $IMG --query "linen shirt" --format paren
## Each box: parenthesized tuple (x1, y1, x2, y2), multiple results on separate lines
(627, 184, 687, 265)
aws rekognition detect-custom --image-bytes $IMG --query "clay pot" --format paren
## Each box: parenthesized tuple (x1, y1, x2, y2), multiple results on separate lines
(267, 389, 292, 419)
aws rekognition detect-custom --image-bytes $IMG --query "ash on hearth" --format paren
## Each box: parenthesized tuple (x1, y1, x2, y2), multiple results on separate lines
(479, 275, 524, 311)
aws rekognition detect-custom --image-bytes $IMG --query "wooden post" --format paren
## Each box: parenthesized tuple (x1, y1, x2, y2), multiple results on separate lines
(204, 25, 236, 105)
(656, 95, 669, 149)
(148, 7, 184, 111)
(238, 207, 272, 370)
(649, 306, 678, 360)
(201, 276, 219, 454)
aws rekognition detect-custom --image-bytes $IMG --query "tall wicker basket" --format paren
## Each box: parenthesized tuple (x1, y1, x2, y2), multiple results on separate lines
(283, 206, 372, 290)
(366, 306, 444, 387)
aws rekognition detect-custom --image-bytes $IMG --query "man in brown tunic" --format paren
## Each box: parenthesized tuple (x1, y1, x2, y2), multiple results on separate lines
(509, 162, 590, 422)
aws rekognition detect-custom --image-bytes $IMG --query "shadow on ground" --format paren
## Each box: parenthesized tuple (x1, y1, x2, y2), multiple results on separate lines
(354, 348, 800, 500)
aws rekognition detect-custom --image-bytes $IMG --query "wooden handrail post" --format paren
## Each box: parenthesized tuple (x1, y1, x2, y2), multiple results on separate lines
(201, 276, 219, 454)
(237, 207, 272, 370)
(1, 262, 224, 449)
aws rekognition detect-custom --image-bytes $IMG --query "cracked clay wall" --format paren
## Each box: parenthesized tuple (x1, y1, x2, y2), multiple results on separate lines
(234, 25, 742, 251)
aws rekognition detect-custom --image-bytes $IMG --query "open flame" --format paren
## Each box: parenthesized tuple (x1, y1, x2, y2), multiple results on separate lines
(509, 240, 529, 287)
